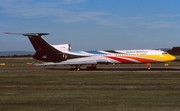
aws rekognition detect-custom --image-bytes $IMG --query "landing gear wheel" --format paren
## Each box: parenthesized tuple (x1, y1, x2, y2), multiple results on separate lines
(70, 65, 81, 71)
(75, 65, 81, 71)
(76, 67, 80, 71)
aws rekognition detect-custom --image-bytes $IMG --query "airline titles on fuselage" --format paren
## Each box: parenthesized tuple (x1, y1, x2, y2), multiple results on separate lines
(126, 51, 148, 54)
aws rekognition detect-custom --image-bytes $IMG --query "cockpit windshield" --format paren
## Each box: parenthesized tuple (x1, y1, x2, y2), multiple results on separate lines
(162, 52, 168, 54)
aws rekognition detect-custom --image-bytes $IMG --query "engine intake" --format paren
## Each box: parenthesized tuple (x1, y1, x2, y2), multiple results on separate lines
(52, 44, 71, 51)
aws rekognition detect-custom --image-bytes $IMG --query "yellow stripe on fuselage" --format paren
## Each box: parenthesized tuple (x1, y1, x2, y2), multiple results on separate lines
(137, 54, 176, 62)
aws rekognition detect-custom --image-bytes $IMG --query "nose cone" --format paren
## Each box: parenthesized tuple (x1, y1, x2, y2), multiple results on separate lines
(168, 54, 176, 61)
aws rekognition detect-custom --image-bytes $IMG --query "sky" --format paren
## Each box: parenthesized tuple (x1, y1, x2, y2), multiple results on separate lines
(1, 0, 180, 51)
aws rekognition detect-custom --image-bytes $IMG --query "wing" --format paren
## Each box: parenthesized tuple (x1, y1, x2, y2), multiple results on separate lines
(34, 56, 114, 66)
(35, 60, 98, 66)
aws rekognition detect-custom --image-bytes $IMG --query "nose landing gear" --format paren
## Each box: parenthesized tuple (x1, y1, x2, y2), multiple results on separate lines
(146, 63, 151, 70)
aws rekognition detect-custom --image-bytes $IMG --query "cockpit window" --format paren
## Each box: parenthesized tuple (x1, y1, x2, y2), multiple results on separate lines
(162, 52, 168, 54)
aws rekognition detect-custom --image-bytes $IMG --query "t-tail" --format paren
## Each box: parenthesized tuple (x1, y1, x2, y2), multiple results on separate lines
(4, 32, 70, 62)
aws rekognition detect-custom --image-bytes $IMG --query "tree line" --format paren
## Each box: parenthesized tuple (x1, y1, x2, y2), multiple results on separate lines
(168, 47, 180, 55)
(0, 54, 32, 58)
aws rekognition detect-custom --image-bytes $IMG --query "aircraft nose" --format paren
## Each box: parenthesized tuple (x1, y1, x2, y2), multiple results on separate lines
(168, 54, 176, 61)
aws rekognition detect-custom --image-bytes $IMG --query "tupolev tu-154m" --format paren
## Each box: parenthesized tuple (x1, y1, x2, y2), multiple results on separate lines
(5, 32, 176, 70)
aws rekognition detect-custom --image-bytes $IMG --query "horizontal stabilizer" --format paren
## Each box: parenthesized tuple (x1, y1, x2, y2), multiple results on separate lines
(23, 33, 49, 36)
(4, 32, 49, 37)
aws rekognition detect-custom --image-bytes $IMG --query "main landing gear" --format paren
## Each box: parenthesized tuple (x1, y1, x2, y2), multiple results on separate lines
(70, 65, 97, 71)
(70, 65, 81, 71)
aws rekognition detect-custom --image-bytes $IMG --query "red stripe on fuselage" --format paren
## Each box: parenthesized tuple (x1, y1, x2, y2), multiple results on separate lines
(106, 56, 134, 63)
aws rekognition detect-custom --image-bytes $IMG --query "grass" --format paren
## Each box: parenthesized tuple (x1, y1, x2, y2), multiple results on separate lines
(0, 70, 180, 111)
(0, 57, 180, 111)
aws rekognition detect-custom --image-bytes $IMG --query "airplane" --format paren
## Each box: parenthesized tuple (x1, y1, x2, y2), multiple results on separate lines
(5, 32, 176, 70)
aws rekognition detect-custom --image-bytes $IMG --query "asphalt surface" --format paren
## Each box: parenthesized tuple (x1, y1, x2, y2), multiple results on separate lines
(45, 66, 180, 71)
(1, 65, 180, 72)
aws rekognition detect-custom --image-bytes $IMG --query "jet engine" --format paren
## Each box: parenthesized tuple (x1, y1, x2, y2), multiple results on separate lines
(52, 44, 71, 51)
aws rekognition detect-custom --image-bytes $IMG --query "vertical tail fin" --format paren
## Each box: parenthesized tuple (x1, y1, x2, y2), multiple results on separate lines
(23, 33, 57, 52)
(5, 32, 66, 62)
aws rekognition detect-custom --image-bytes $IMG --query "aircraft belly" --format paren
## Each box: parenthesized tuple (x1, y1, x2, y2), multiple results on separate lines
(35, 56, 113, 66)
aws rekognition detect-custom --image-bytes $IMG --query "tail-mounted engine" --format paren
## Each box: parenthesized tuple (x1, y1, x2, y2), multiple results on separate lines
(52, 44, 71, 51)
